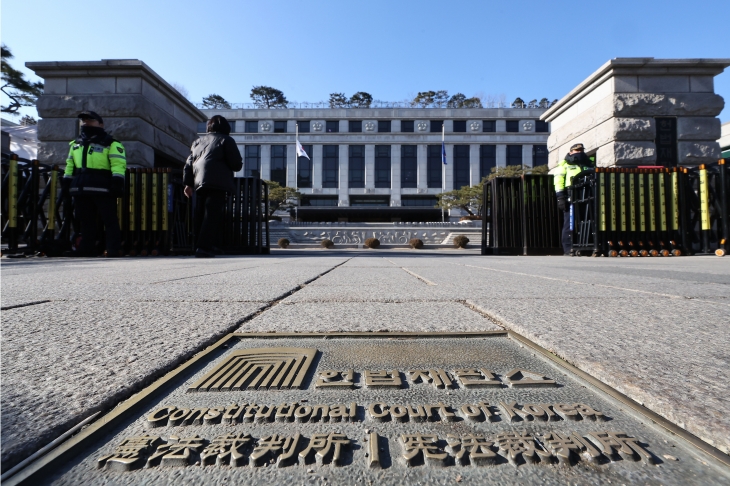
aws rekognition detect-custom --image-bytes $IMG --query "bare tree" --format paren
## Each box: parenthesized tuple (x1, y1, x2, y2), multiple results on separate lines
(170, 82, 189, 100)
(19, 114, 36, 125)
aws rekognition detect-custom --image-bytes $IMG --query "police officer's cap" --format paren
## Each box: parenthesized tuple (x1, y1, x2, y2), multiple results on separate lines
(570, 143, 585, 152)
(78, 111, 104, 124)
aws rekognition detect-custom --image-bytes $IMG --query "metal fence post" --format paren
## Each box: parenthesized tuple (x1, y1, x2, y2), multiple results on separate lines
(6, 154, 19, 252)
(717, 160, 729, 256)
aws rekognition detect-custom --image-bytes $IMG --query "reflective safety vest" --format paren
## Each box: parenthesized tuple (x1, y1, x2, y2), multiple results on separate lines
(64, 137, 126, 193)
(551, 157, 594, 194)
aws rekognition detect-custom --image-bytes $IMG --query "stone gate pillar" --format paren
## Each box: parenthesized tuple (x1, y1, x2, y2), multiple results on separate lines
(26, 59, 207, 168)
(541, 58, 730, 168)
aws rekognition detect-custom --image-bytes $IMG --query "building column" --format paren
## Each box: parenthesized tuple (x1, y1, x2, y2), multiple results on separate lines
(391, 144, 401, 205)
(522, 144, 534, 168)
(365, 144, 375, 189)
(338, 144, 349, 205)
(496, 144, 507, 168)
(417, 144, 428, 189)
(260, 145, 271, 180)
(286, 144, 296, 187)
(234, 145, 245, 177)
(312, 144, 323, 189)
(470, 144, 480, 185)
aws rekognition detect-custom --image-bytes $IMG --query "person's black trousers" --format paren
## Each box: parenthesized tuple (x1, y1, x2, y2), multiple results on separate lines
(562, 209, 572, 254)
(74, 194, 121, 255)
(194, 188, 226, 251)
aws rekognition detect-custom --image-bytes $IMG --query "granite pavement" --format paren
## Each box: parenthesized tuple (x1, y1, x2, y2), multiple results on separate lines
(1, 249, 728, 473)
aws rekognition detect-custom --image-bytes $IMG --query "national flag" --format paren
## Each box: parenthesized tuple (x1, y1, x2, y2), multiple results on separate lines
(441, 141, 447, 165)
(296, 140, 310, 160)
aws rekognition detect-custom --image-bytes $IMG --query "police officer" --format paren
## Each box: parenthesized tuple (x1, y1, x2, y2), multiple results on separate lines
(63, 111, 126, 257)
(553, 143, 593, 255)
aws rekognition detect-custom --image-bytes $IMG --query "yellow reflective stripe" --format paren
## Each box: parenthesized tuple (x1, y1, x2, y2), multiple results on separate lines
(108, 154, 126, 159)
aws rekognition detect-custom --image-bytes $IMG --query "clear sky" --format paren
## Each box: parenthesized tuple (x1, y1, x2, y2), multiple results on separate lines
(2, 0, 730, 122)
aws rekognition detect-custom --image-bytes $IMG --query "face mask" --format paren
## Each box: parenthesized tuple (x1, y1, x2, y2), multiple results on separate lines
(80, 125, 105, 139)
(567, 151, 588, 165)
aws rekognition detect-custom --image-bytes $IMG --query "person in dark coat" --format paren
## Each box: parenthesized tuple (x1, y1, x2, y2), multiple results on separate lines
(183, 115, 243, 258)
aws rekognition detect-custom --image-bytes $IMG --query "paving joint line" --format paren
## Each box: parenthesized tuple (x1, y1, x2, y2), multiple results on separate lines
(1, 300, 51, 311)
(383, 257, 438, 285)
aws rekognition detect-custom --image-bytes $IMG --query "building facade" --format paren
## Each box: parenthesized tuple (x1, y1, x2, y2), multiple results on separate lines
(200, 107, 549, 221)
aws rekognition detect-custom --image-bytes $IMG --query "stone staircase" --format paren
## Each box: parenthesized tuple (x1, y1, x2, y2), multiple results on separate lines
(440, 232, 482, 245)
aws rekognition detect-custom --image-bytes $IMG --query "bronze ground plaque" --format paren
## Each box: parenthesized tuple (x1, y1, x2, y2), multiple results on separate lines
(5, 332, 729, 485)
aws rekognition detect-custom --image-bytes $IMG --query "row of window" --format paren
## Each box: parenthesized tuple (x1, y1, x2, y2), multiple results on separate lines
(199, 120, 549, 134)
(299, 196, 439, 207)
(244, 144, 548, 189)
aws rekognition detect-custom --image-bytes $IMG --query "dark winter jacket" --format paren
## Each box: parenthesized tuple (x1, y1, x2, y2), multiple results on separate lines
(183, 132, 243, 193)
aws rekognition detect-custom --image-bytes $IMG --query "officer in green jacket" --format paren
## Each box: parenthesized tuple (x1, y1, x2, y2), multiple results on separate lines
(552, 143, 594, 255)
(63, 111, 126, 256)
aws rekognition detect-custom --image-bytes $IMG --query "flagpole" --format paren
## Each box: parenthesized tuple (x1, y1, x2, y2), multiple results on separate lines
(295, 123, 299, 222)
(442, 123, 445, 223)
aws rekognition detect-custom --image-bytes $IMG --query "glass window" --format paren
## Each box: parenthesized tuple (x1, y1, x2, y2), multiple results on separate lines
(507, 145, 522, 166)
(401, 120, 414, 132)
(297, 144, 312, 188)
(244, 145, 261, 177)
(274, 121, 287, 133)
(326, 121, 339, 133)
(401, 196, 437, 207)
(298, 120, 310, 133)
(378, 120, 391, 133)
(228, 121, 236, 133)
(301, 197, 338, 206)
(349, 120, 362, 133)
(535, 120, 549, 133)
(401, 145, 417, 188)
(196, 122, 207, 133)
(427, 145, 443, 188)
(453, 120, 466, 132)
(454, 145, 470, 189)
(506, 120, 519, 132)
(322, 145, 339, 188)
(375, 145, 391, 188)
(430, 120, 443, 133)
(533, 144, 549, 167)
(479, 145, 496, 181)
(245, 121, 258, 133)
(270, 145, 287, 186)
(349, 145, 365, 188)
(482, 120, 496, 132)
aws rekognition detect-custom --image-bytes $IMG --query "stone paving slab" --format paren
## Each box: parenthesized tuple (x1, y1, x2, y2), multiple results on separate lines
(1, 257, 348, 308)
(467, 296, 730, 454)
(3, 282, 296, 304)
(237, 301, 503, 333)
(306, 267, 422, 286)
(0, 300, 267, 469)
(406, 261, 730, 299)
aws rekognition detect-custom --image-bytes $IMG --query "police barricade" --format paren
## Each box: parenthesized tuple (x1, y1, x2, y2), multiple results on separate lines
(481, 174, 563, 255)
(570, 161, 729, 257)
(1, 154, 61, 255)
(1, 155, 270, 257)
(219, 177, 270, 255)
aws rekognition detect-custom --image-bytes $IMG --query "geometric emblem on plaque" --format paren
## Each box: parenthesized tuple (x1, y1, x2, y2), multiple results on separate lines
(187, 348, 317, 392)
(504, 369, 556, 388)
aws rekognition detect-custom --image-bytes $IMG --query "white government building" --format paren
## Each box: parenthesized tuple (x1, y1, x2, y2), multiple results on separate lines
(199, 107, 550, 221)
